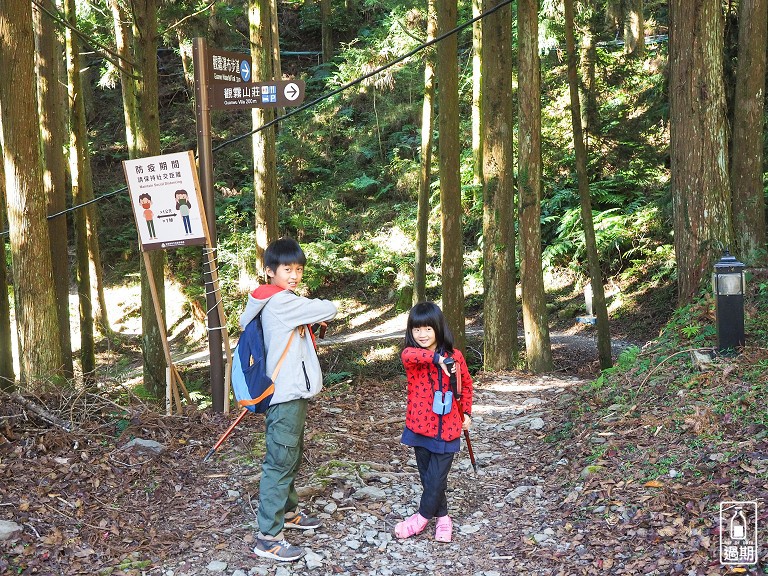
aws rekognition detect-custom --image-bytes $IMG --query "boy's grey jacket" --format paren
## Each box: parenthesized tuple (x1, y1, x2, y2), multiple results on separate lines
(239, 287, 337, 405)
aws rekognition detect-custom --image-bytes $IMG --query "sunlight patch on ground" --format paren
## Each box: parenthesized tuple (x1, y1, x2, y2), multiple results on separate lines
(479, 378, 581, 394)
(362, 344, 399, 363)
(7, 280, 194, 375)
(347, 304, 396, 329)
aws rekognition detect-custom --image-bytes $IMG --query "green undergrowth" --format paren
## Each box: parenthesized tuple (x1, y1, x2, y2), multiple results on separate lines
(559, 275, 768, 496)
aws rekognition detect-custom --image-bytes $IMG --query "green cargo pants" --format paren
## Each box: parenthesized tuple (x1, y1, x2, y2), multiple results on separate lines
(257, 398, 308, 536)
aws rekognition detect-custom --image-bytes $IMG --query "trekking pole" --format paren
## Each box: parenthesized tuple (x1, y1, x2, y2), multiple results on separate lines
(444, 357, 477, 474)
(203, 407, 249, 463)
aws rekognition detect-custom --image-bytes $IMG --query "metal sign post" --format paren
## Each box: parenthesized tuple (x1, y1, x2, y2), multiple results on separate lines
(192, 38, 306, 412)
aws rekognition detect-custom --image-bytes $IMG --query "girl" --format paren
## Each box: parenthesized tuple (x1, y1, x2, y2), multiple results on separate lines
(395, 301, 473, 543)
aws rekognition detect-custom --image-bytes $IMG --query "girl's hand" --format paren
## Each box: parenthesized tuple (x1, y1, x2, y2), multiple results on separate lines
(462, 414, 471, 431)
(437, 356, 452, 377)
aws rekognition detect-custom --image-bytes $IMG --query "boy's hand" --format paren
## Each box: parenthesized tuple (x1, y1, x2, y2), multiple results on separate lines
(462, 414, 471, 431)
(311, 322, 327, 339)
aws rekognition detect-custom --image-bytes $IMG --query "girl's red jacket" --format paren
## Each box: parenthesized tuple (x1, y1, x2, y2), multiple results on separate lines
(401, 347, 474, 442)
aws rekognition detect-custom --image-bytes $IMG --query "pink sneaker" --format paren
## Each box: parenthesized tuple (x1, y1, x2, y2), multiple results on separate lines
(394, 513, 429, 539)
(435, 515, 452, 542)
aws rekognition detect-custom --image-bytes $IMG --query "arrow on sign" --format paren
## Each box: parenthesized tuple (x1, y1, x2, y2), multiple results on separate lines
(284, 83, 301, 101)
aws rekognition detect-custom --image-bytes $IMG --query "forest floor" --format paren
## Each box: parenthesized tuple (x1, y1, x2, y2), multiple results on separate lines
(1, 285, 766, 576)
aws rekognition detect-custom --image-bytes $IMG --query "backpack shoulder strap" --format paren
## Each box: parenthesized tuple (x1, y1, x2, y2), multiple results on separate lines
(271, 329, 296, 381)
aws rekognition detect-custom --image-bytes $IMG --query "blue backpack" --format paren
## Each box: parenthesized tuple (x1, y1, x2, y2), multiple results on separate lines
(231, 313, 295, 413)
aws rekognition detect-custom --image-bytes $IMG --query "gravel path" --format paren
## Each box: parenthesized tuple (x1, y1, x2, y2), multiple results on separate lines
(155, 371, 587, 576)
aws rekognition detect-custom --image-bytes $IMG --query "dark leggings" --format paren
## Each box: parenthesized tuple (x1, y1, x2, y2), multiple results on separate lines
(414, 446, 454, 519)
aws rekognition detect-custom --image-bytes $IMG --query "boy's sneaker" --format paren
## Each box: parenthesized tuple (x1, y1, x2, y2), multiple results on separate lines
(253, 534, 306, 562)
(284, 511, 322, 531)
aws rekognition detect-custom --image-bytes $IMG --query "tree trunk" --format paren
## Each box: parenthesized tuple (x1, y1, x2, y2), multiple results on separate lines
(580, 4, 598, 138)
(0, 157, 14, 388)
(669, 0, 732, 302)
(320, 0, 333, 63)
(471, 0, 482, 188)
(34, 0, 74, 379)
(250, 0, 279, 272)
(623, 0, 645, 57)
(132, 0, 167, 398)
(414, 0, 437, 306)
(110, 0, 138, 153)
(518, 0, 553, 373)
(436, 0, 465, 351)
(730, 0, 767, 264)
(66, 5, 111, 342)
(564, 0, 612, 369)
(0, 0, 64, 385)
(270, 0, 283, 118)
(65, 0, 96, 383)
(480, 0, 516, 370)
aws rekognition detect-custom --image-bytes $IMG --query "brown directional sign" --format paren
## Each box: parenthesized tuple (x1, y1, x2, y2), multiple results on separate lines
(209, 79, 306, 110)
(208, 48, 252, 84)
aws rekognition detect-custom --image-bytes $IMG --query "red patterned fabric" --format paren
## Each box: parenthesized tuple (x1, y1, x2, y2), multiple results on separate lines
(401, 347, 473, 441)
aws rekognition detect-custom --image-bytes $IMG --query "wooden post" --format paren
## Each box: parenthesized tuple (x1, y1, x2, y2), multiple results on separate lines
(187, 150, 233, 413)
(143, 250, 189, 414)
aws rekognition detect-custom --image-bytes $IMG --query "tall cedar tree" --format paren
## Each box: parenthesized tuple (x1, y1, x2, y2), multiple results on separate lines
(518, 0, 553, 372)
(0, 0, 64, 384)
(623, 0, 645, 56)
(564, 0, 613, 369)
(669, 0, 732, 301)
(0, 152, 14, 387)
(34, 0, 74, 379)
(481, 0, 516, 370)
(65, 0, 96, 383)
(414, 0, 437, 306)
(436, 0, 466, 350)
(730, 0, 767, 264)
(471, 0, 482, 188)
(132, 0, 167, 397)
(250, 0, 279, 270)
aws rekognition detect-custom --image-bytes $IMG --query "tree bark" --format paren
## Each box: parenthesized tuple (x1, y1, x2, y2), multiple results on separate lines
(0, 0, 64, 385)
(132, 0, 167, 398)
(65, 0, 96, 384)
(320, 0, 333, 63)
(436, 0, 465, 351)
(623, 0, 645, 57)
(580, 4, 598, 138)
(518, 0, 553, 373)
(564, 0, 612, 369)
(414, 0, 437, 306)
(669, 0, 732, 302)
(471, 0, 482, 189)
(110, 0, 138, 153)
(250, 0, 279, 272)
(730, 0, 767, 264)
(34, 0, 74, 380)
(0, 154, 14, 388)
(480, 0, 516, 370)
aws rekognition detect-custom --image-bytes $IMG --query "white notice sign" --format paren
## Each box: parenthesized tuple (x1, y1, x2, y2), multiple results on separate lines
(123, 151, 208, 251)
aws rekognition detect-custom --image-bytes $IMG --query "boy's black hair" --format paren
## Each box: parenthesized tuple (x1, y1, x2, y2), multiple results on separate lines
(264, 237, 307, 272)
(404, 301, 454, 353)
(138, 193, 151, 202)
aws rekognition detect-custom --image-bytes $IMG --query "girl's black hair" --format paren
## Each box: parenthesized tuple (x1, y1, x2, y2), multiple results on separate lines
(404, 301, 454, 353)
(264, 237, 307, 272)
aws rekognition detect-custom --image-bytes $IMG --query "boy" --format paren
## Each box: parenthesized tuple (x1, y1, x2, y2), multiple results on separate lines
(239, 237, 337, 562)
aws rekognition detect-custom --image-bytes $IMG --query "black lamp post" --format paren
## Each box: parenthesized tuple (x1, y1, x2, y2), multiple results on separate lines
(712, 251, 746, 354)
